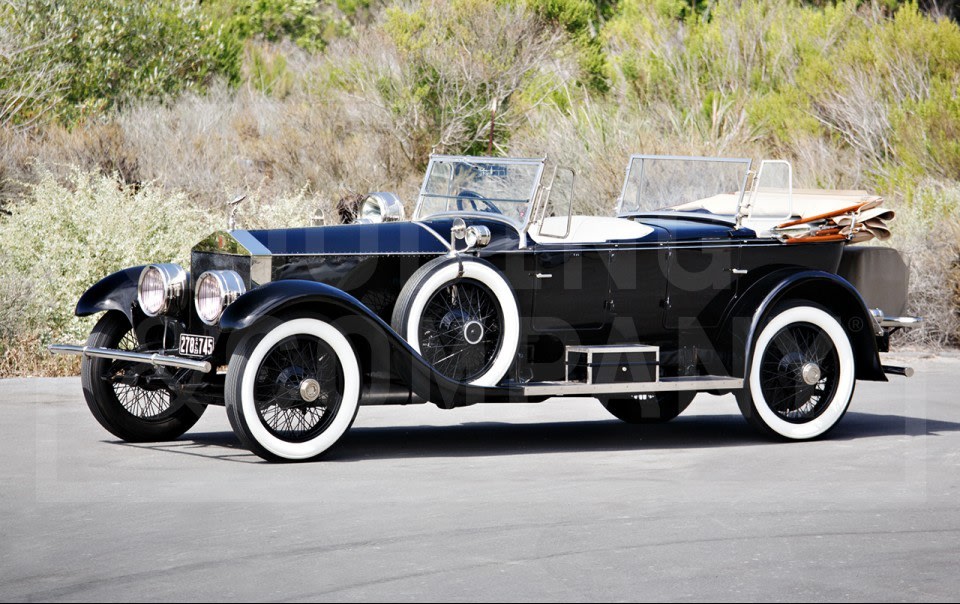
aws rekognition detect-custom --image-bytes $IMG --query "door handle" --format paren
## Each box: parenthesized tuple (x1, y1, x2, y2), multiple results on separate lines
(536, 273, 553, 279)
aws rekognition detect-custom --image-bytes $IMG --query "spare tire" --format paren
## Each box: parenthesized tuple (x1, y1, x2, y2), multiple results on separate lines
(391, 256, 520, 386)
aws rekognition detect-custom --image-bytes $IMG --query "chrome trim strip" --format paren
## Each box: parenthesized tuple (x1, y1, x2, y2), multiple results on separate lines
(521, 375, 742, 396)
(229, 229, 273, 256)
(48, 344, 212, 373)
(413, 221, 454, 251)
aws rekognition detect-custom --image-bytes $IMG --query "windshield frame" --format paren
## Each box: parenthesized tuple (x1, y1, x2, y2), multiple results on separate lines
(616, 154, 753, 217)
(412, 155, 547, 231)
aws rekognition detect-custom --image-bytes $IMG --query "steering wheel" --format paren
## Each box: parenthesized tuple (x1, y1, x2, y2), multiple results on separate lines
(456, 190, 502, 214)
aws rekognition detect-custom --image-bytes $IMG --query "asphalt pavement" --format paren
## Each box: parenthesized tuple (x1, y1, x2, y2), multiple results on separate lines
(1, 351, 959, 602)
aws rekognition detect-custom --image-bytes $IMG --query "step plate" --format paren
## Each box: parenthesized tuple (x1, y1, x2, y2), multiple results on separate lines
(522, 375, 743, 397)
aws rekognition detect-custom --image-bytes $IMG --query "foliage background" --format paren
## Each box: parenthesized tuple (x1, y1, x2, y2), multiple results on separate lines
(1, 0, 958, 375)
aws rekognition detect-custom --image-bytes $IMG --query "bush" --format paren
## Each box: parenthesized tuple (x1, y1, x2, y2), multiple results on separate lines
(209, 0, 352, 52)
(0, 0, 240, 125)
(348, 0, 577, 161)
(884, 180, 960, 347)
(0, 170, 218, 349)
(2, 0, 959, 374)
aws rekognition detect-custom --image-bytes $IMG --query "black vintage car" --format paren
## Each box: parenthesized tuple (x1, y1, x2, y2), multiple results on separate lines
(51, 155, 920, 461)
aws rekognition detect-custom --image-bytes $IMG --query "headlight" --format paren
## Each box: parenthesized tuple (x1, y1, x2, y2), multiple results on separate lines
(137, 264, 187, 317)
(465, 225, 491, 248)
(356, 192, 405, 224)
(195, 270, 246, 325)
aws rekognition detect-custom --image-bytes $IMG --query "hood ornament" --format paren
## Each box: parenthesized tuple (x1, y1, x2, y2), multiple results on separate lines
(226, 195, 246, 231)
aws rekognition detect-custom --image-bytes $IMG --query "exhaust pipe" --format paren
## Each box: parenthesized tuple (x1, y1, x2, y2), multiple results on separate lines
(882, 365, 914, 378)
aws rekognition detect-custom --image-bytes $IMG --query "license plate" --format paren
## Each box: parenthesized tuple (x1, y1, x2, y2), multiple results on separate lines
(179, 334, 215, 357)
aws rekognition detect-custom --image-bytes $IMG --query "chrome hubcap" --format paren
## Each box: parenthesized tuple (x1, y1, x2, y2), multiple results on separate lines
(463, 320, 484, 345)
(299, 378, 321, 402)
(801, 362, 821, 386)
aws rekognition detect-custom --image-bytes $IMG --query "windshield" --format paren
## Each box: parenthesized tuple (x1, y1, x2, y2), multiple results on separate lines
(413, 156, 545, 225)
(617, 156, 751, 214)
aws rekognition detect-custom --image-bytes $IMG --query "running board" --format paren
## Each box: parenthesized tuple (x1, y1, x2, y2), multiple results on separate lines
(521, 375, 743, 397)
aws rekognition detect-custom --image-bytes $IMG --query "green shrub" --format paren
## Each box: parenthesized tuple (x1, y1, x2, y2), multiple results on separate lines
(0, 0, 240, 125)
(0, 170, 218, 344)
(209, 0, 352, 52)
(526, 0, 610, 92)
(357, 0, 575, 160)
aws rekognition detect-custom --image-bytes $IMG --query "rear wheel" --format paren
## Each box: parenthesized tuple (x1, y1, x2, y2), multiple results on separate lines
(736, 303, 856, 440)
(80, 311, 204, 442)
(599, 392, 695, 424)
(225, 317, 361, 462)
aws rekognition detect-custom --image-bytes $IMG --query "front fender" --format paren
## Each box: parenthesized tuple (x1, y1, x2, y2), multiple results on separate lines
(722, 269, 885, 382)
(75, 266, 145, 325)
(219, 280, 516, 407)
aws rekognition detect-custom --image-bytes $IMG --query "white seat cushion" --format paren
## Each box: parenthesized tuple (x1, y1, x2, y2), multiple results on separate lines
(529, 216, 654, 244)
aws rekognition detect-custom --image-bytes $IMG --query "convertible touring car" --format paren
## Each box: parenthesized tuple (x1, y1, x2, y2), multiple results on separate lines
(51, 154, 920, 461)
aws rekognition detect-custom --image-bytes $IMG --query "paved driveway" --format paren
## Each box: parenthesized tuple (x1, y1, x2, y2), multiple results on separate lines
(1, 352, 958, 601)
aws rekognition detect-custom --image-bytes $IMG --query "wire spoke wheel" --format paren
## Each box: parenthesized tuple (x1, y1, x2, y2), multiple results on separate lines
(417, 278, 504, 382)
(252, 334, 344, 443)
(81, 311, 204, 442)
(103, 326, 174, 420)
(758, 322, 840, 424)
(393, 256, 520, 387)
(226, 317, 361, 461)
(737, 303, 855, 441)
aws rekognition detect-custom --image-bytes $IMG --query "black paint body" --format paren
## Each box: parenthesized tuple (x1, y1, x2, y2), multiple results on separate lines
(77, 213, 886, 407)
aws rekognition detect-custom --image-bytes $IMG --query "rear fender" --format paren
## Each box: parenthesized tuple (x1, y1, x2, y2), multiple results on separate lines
(218, 280, 514, 407)
(722, 269, 886, 382)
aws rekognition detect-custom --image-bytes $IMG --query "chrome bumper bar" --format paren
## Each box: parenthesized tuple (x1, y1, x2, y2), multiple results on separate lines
(880, 316, 923, 328)
(870, 309, 923, 331)
(48, 344, 212, 373)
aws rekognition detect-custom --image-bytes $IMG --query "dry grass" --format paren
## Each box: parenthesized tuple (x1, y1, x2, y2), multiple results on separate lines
(1, 0, 958, 377)
(884, 181, 960, 348)
(0, 332, 80, 378)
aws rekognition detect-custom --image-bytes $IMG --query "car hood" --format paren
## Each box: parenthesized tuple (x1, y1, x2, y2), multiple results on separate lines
(191, 221, 457, 289)
(195, 221, 452, 257)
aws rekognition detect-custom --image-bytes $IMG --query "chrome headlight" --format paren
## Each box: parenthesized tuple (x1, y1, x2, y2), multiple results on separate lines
(137, 264, 187, 317)
(465, 225, 491, 248)
(194, 270, 246, 325)
(357, 192, 405, 224)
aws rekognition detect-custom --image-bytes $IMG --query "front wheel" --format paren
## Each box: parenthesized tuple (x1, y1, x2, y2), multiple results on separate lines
(225, 317, 361, 462)
(736, 303, 856, 440)
(80, 311, 204, 442)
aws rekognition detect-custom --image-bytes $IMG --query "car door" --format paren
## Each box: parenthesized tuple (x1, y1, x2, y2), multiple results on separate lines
(530, 246, 612, 333)
(604, 241, 672, 341)
(662, 242, 741, 329)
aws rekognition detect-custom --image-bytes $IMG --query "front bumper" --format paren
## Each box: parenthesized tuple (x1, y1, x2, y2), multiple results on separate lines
(48, 344, 212, 373)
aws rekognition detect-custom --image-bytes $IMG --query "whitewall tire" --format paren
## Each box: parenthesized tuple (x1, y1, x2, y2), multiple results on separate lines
(392, 256, 520, 386)
(737, 304, 856, 440)
(225, 317, 360, 461)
